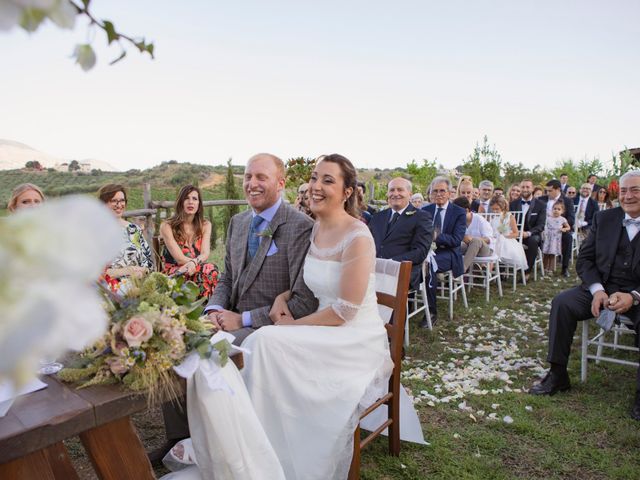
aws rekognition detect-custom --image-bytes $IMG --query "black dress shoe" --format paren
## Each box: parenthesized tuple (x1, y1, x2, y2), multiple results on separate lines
(420, 313, 437, 328)
(631, 396, 640, 421)
(529, 371, 571, 396)
(148, 439, 183, 466)
(561, 269, 571, 278)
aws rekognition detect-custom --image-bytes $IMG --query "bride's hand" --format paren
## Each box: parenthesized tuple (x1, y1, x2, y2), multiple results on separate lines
(269, 291, 292, 323)
(275, 314, 296, 326)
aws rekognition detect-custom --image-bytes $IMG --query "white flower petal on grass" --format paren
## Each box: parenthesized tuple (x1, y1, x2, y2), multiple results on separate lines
(525, 405, 533, 412)
(503, 416, 514, 424)
(453, 433, 460, 439)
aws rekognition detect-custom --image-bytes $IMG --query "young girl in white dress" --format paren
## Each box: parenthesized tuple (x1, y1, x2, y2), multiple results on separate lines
(489, 196, 527, 268)
(542, 201, 571, 274)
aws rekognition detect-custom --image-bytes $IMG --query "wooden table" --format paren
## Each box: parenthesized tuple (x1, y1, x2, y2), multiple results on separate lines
(0, 375, 155, 479)
(0, 352, 243, 479)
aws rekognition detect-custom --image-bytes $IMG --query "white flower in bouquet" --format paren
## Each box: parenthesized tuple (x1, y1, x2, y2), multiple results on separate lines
(0, 196, 121, 385)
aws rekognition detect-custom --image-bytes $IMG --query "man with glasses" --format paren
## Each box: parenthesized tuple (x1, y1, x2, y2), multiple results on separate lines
(294, 182, 311, 216)
(530, 170, 640, 421)
(477, 180, 494, 213)
(566, 187, 577, 199)
(423, 177, 466, 324)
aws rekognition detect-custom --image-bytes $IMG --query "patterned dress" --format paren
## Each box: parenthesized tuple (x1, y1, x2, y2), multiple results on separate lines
(103, 223, 153, 291)
(162, 236, 219, 299)
(542, 216, 566, 255)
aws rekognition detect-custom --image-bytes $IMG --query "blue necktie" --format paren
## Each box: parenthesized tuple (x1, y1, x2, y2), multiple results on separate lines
(386, 211, 399, 234)
(248, 215, 264, 258)
(434, 207, 443, 234)
(623, 218, 640, 227)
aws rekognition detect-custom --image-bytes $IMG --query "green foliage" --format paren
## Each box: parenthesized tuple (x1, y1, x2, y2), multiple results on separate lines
(550, 157, 604, 186)
(459, 135, 503, 185)
(68, 160, 80, 172)
(406, 159, 438, 194)
(222, 158, 241, 241)
(24, 160, 43, 170)
(285, 157, 316, 190)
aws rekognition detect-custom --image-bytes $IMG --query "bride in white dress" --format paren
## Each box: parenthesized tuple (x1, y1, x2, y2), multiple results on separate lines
(163, 154, 395, 479)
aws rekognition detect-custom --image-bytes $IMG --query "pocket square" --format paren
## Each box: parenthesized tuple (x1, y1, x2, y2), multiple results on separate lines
(266, 240, 278, 256)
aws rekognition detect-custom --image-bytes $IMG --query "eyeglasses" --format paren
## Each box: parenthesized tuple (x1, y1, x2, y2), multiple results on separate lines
(432, 189, 448, 195)
(109, 199, 126, 206)
(298, 189, 308, 194)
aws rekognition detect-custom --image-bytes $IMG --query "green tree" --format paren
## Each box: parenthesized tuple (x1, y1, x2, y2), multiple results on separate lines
(68, 160, 80, 172)
(285, 157, 315, 190)
(406, 158, 438, 194)
(459, 135, 502, 185)
(222, 158, 240, 242)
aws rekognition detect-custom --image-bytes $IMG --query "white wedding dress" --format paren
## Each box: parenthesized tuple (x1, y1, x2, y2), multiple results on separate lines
(162, 222, 397, 480)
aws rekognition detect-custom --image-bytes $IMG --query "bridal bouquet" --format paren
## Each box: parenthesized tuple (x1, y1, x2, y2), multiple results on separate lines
(58, 272, 230, 404)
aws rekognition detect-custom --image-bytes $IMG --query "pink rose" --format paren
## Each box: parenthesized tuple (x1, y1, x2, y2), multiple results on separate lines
(122, 316, 153, 347)
(106, 357, 129, 375)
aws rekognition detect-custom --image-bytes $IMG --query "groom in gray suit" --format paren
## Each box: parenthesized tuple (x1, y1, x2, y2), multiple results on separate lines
(157, 153, 318, 458)
(204, 152, 318, 342)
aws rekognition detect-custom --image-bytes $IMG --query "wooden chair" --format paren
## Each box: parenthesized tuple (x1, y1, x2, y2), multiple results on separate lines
(348, 259, 411, 479)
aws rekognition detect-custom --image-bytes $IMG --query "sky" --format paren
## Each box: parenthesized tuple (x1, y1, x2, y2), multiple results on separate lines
(1, 0, 639, 172)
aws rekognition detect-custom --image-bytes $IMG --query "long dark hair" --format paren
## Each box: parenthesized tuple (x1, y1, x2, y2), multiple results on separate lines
(316, 154, 359, 218)
(168, 185, 205, 243)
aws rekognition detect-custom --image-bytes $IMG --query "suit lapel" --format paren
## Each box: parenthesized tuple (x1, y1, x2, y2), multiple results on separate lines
(604, 209, 624, 273)
(231, 212, 252, 304)
(240, 203, 287, 298)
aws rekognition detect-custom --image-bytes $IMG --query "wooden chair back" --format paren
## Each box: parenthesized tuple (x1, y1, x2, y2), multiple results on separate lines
(348, 259, 412, 479)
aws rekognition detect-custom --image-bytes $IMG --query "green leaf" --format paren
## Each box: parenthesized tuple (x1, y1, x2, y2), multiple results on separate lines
(135, 41, 146, 53)
(19, 8, 47, 32)
(82, 0, 91, 8)
(103, 20, 119, 44)
(212, 340, 230, 367)
(145, 43, 155, 58)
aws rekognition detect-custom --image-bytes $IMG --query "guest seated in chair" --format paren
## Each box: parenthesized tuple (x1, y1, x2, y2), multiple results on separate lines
(8, 183, 45, 213)
(98, 184, 153, 291)
(422, 176, 466, 324)
(452, 196, 493, 272)
(369, 177, 433, 327)
(575, 182, 599, 241)
(160, 184, 219, 299)
(509, 179, 546, 279)
(529, 170, 640, 421)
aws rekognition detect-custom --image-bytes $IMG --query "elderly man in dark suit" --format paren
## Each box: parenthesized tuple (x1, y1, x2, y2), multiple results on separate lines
(530, 170, 640, 420)
(538, 179, 576, 277)
(509, 179, 546, 279)
(157, 153, 318, 460)
(369, 177, 433, 327)
(422, 176, 466, 323)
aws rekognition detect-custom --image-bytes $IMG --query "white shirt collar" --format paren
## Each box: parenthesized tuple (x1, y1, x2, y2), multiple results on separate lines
(390, 204, 409, 217)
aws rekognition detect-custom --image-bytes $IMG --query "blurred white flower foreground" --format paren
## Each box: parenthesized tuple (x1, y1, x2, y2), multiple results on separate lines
(0, 196, 121, 386)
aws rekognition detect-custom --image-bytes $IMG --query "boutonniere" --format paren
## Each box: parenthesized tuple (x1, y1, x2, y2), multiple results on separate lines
(405, 211, 416, 216)
(256, 226, 274, 239)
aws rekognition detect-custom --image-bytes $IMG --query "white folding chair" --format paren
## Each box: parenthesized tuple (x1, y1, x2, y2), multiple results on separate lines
(467, 254, 503, 302)
(581, 317, 639, 382)
(405, 260, 432, 341)
(436, 270, 468, 321)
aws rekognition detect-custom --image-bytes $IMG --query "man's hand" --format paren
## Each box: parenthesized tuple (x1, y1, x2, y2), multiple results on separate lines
(591, 290, 609, 317)
(269, 292, 293, 324)
(217, 310, 243, 331)
(206, 311, 222, 331)
(462, 235, 472, 244)
(607, 292, 634, 315)
(523, 231, 530, 239)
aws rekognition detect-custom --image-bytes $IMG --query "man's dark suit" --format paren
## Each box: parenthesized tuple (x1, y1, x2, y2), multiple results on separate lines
(470, 199, 481, 213)
(546, 207, 640, 390)
(538, 194, 576, 271)
(574, 195, 598, 230)
(369, 203, 433, 290)
(509, 198, 546, 272)
(561, 183, 571, 195)
(422, 202, 466, 315)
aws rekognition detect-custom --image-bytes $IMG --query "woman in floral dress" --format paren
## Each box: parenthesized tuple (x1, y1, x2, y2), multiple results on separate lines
(99, 184, 153, 291)
(160, 185, 219, 299)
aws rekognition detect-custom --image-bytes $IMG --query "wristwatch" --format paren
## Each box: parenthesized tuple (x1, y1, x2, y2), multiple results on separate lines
(630, 290, 640, 306)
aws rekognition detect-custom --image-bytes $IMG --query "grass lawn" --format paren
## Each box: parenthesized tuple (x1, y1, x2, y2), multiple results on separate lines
(63, 266, 640, 479)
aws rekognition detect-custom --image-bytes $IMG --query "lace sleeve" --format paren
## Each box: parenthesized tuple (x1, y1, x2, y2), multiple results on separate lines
(330, 225, 375, 322)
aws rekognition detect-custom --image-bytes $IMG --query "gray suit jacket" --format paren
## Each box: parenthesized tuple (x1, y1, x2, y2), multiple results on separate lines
(206, 201, 318, 342)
